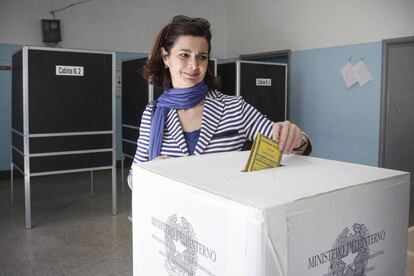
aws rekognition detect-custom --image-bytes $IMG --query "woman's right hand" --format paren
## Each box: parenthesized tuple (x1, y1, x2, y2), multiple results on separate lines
(155, 155, 170, 160)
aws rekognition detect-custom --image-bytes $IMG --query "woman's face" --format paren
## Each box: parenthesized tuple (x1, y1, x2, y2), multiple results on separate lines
(162, 35, 209, 89)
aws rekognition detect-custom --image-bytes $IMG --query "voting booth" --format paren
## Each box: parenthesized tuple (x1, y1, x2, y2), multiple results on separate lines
(217, 61, 287, 150)
(131, 151, 410, 276)
(217, 61, 287, 123)
(11, 46, 116, 228)
(121, 57, 149, 166)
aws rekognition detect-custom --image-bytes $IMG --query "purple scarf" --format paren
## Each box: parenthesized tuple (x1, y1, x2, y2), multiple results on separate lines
(148, 81, 208, 160)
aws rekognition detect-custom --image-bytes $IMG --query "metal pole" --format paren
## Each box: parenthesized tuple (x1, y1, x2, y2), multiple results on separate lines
(23, 47, 31, 229)
(236, 61, 241, 96)
(121, 154, 124, 193)
(24, 174, 31, 229)
(112, 165, 117, 215)
(90, 170, 94, 197)
(112, 53, 117, 216)
(10, 163, 14, 207)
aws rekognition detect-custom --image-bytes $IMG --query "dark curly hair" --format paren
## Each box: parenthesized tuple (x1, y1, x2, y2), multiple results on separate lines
(143, 15, 219, 91)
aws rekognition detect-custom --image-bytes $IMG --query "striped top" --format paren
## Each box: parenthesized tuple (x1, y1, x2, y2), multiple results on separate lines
(133, 90, 274, 163)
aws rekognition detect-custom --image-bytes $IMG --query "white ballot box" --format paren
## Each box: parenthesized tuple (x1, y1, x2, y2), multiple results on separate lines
(131, 151, 410, 276)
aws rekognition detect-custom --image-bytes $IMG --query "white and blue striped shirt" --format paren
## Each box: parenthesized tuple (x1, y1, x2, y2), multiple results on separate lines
(133, 90, 274, 163)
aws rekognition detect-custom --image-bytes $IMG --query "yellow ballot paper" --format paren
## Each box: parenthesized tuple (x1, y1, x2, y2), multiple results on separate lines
(243, 132, 282, 172)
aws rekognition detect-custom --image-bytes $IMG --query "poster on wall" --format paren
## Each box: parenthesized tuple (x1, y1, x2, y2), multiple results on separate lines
(340, 59, 372, 88)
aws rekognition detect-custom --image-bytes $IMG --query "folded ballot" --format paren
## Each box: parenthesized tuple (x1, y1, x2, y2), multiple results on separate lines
(244, 133, 282, 172)
(131, 151, 410, 276)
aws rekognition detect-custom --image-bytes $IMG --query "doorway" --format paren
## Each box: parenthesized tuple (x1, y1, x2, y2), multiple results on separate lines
(380, 36, 414, 224)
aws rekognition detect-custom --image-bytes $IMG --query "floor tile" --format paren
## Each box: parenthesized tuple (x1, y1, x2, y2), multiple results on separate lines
(407, 254, 414, 276)
(0, 169, 132, 276)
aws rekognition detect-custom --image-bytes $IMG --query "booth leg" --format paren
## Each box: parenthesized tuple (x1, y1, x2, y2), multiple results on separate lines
(90, 171, 94, 197)
(112, 166, 117, 215)
(10, 163, 14, 207)
(24, 174, 31, 229)
(121, 155, 125, 193)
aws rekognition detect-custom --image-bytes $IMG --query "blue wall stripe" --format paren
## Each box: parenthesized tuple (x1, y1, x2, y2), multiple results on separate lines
(290, 42, 382, 166)
(0, 44, 23, 171)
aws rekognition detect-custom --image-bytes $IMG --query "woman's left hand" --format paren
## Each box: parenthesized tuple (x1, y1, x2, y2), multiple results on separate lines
(272, 121, 303, 154)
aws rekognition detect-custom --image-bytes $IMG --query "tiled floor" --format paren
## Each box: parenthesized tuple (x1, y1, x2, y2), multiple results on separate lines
(0, 170, 413, 275)
(0, 169, 132, 276)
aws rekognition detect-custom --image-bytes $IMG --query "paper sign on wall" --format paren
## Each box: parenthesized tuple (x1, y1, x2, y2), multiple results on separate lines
(353, 60, 372, 87)
(340, 62, 358, 88)
(340, 60, 373, 88)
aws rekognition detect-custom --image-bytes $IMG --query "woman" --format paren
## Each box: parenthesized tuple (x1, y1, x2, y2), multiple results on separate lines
(134, 15, 310, 163)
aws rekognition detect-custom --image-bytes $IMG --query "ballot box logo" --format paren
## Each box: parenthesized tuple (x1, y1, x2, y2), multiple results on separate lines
(152, 215, 217, 276)
(307, 223, 386, 276)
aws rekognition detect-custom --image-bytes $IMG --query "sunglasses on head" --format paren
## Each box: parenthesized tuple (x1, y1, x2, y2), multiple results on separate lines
(171, 15, 210, 28)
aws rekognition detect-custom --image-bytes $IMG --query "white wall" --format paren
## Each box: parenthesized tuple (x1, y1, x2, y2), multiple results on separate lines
(225, 0, 414, 57)
(2, 0, 413, 58)
(0, 0, 227, 57)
